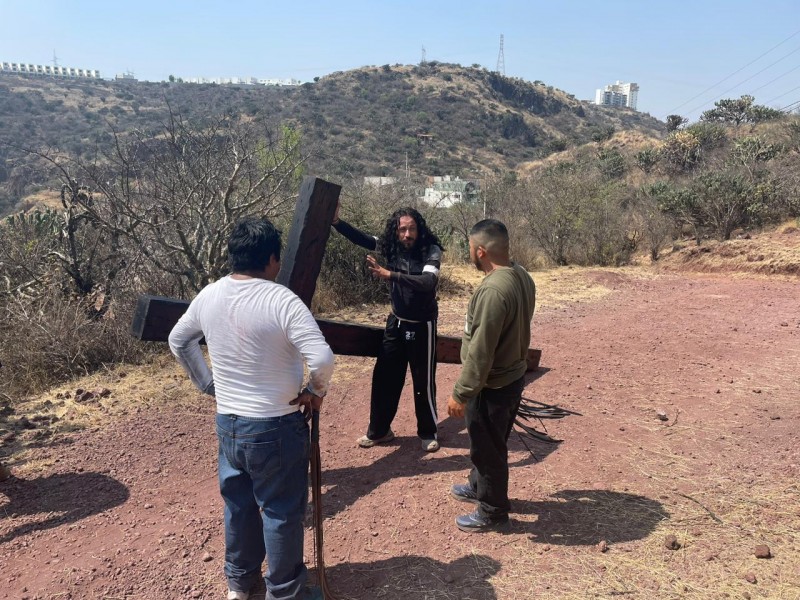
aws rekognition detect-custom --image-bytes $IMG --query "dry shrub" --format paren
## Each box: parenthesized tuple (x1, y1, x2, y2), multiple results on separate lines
(313, 232, 388, 314)
(0, 286, 148, 400)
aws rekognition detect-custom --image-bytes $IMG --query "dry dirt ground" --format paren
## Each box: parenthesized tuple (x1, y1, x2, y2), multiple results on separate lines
(2, 232, 800, 600)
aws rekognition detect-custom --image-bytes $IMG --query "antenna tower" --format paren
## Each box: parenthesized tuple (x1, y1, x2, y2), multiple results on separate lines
(496, 34, 505, 76)
(52, 50, 59, 68)
(421, 46, 427, 65)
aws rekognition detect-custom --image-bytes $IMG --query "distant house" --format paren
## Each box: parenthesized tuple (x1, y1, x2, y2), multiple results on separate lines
(258, 78, 301, 87)
(363, 176, 398, 187)
(422, 176, 480, 208)
(179, 76, 300, 86)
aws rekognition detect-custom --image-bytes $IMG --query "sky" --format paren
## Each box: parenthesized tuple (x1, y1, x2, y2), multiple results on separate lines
(2, 0, 799, 121)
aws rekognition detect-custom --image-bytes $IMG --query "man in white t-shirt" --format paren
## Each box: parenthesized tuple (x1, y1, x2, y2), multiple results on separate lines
(169, 216, 334, 600)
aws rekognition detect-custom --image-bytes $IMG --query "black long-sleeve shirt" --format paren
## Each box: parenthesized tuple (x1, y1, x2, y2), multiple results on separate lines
(333, 219, 441, 321)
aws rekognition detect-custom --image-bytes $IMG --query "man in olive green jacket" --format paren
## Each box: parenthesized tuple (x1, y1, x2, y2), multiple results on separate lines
(447, 219, 536, 532)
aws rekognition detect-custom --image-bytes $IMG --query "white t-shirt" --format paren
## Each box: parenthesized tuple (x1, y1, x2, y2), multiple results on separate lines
(168, 276, 334, 418)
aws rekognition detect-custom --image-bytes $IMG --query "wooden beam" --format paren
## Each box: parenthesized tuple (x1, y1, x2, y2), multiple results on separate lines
(131, 295, 541, 371)
(318, 318, 541, 371)
(277, 176, 341, 307)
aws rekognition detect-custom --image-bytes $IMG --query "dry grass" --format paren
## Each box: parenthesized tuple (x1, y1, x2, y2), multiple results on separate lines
(487, 443, 800, 599)
(11, 189, 62, 213)
(456, 501, 794, 599)
(518, 130, 662, 175)
(659, 226, 800, 277)
(1, 352, 201, 474)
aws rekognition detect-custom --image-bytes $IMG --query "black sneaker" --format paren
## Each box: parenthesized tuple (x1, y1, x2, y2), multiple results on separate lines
(450, 483, 479, 504)
(455, 509, 509, 533)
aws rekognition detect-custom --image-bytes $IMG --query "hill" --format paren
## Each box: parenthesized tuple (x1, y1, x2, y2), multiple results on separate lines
(0, 63, 664, 215)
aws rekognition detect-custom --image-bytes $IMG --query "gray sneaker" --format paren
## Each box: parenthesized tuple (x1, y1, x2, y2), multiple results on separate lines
(357, 430, 395, 448)
(421, 438, 440, 452)
(450, 483, 479, 504)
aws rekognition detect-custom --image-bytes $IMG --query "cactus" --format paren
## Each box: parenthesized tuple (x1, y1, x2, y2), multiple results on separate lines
(4, 208, 63, 235)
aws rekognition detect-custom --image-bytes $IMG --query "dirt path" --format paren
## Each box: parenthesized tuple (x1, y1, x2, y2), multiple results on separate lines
(2, 268, 799, 600)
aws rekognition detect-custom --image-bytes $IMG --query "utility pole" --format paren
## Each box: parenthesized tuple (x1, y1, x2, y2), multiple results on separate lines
(52, 50, 59, 69)
(421, 46, 426, 65)
(496, 34, 505, 76)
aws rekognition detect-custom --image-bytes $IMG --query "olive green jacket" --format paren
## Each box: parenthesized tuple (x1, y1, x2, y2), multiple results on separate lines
(453, 263, 535, 403)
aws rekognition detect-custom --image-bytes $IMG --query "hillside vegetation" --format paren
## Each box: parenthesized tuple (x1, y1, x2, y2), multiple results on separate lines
(0, 63, 664, 215)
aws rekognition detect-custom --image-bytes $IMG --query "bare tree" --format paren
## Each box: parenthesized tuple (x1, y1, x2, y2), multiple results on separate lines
(17, 107, 309, 294)
(80, 109, 308, 291)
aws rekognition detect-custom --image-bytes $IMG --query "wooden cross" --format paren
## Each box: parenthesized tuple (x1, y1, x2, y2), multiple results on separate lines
(130, 176, 541, 371)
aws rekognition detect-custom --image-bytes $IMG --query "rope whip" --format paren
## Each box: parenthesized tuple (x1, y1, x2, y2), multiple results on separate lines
(310, 410, 338, 599)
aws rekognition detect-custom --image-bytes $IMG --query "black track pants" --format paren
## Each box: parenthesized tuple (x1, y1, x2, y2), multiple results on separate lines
(366, 314, 438, 440)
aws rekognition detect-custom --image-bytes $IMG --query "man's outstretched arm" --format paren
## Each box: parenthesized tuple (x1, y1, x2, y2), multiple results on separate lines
(332, 219, 378, 251)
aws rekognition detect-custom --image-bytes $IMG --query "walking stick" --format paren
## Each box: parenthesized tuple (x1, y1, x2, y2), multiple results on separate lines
(310, 410, 338, 599)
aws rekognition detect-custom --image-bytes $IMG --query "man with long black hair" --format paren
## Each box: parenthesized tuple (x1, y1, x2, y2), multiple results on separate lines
(332, 205, 442, 452)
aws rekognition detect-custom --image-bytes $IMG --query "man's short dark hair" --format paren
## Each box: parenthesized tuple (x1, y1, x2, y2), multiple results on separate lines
(469, 219, 509, 253)
(228, 216, 282, 272)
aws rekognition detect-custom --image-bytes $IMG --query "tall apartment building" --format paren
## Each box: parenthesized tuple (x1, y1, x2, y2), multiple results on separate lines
(595, 80, 639, 110)
(1, 62, 100, 79)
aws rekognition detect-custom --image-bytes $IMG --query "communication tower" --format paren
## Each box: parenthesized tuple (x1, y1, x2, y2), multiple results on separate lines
(496, 35, 505, 76)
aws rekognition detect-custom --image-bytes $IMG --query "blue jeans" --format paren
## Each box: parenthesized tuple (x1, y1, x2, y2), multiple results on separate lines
(216, 411, 310, 600)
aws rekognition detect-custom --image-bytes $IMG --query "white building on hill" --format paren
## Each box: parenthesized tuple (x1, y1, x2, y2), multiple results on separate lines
(595, 80, 638, 110)
(1, 62, 100, 79)
(422, 176, 480, 208)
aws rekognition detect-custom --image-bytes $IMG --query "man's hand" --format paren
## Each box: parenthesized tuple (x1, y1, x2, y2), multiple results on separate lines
(290, 389, 324, 421)
(447, 395, 465, 418)
(366, 254, 391, 280)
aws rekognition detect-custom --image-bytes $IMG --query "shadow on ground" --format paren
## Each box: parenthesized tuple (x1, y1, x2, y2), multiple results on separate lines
(320, 414, 561, 519)
(247, 554, 502, 600)
(0, 471, 129, 544)
(509, 489, 669, 545)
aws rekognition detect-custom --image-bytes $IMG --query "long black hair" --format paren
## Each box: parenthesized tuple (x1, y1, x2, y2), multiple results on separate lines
(377, 207, 442, 265)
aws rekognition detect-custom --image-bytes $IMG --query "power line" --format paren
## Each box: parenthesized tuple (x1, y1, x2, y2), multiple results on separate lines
(749, 63, 800, 94)
(683, 44, 800, 118)
(765, 83, 800, 104)
(780, 98, 800, 112)
(666, 27, 800, 114)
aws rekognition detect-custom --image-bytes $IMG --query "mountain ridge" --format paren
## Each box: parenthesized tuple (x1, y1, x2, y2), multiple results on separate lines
(0, 63, 665, 215)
